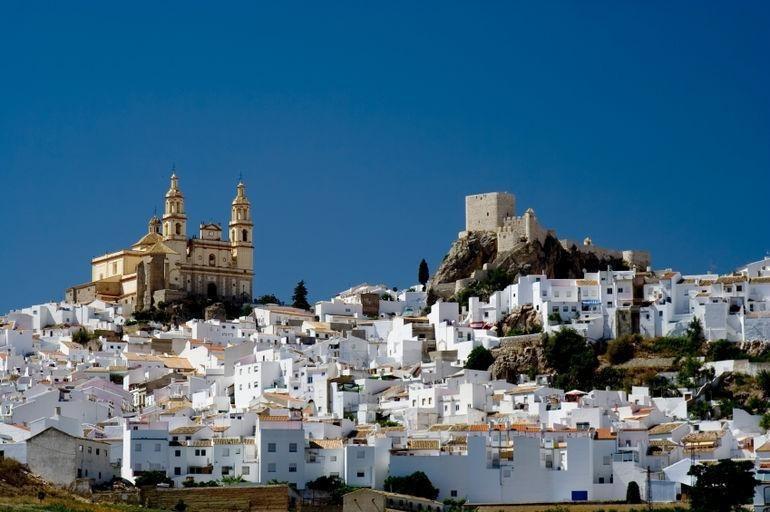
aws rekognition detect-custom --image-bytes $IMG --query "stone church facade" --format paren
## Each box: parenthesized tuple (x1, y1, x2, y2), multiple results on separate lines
(66, 173, 254, 312)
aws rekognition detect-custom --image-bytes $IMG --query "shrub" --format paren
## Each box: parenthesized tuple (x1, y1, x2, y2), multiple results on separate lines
(72, 327, 91, 345)
(606, 335, 637, 364)
(542, 329, 598, 391)
(384, 471, 439, 500)
(465, 346, 495, 371)
(706, 339, 746, 362)
(135, 470, 173, 487)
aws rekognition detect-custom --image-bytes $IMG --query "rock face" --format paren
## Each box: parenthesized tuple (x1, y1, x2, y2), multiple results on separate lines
(490, 336, 550, 383)
(429, 231, 498, 287)
(429, 232, 629, 299)
(205, 302, 227, 322)
(499, 304, 542, 336)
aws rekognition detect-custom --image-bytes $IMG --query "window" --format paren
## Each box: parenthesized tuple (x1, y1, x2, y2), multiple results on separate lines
(607, 288, 613, 294)
(450, 490, 458, 497)
(209, 254, 216, 266)
(174, 467, 181, 475)
(268, 463, 276, 473)
(175, 223, 181, 235)
(737, 285, 743, 292)
(155, 443, 161, 452)
(289, 443, 297, 453)
(357, 471, 365, 478)
(88, 446, 92, 454)
(242, 466, 250, 475)
(175, 450, 181, 457)
(289, 463, 297, 473)
(268, 443, 276, 453)
(618, 287, 624, 293)
(330, 456, 337, 462)
(96, 449, 100, 456)
(135, 443, 142, 452)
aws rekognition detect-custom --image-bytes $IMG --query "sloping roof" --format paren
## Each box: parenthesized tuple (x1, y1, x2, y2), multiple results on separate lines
(756, 440, 770, 453)
(146, 240, 178, 255)
(309, 439, 344, 449)
(133, 232, 164, 249)
(161, 356, 194, 370)
(407, 439, 440, 450)
(170, 425, 205, 435)
(649, 422, 684, 435)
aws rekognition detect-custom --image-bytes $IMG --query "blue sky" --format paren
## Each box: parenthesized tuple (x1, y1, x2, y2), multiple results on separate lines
(1, 2, 768, 313)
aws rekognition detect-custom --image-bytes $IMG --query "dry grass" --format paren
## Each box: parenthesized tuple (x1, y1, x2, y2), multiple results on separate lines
(0, 497, 166, 512)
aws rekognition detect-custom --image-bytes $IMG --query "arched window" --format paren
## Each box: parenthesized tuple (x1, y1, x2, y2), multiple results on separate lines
(175, 223, 181, 236)
(242, 229, 248, 242)
(208, 254, 216, 267)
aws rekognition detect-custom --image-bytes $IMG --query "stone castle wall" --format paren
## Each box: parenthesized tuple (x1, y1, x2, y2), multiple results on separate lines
(560, 239, 651, 269)
(497, 211, 549, 252)
(465, 192, 515, 232)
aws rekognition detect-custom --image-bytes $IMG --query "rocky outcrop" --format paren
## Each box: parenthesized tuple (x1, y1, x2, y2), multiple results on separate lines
(498, 304, 542, 336)
(205, 302, 227, 322)
(490, 336, 550, 383)
(429, 232, 630, 301)
(429, 231, 498, 287)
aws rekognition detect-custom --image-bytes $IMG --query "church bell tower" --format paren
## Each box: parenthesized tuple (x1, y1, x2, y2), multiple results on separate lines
(162, 171, 187, 253)
(229, 179, 254, 275)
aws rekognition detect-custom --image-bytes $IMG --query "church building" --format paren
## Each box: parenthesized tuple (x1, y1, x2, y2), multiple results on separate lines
(65, 172, 254, 312)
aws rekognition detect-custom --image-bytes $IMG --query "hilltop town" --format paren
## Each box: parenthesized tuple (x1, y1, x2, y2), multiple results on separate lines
(2, 180, 770, 511)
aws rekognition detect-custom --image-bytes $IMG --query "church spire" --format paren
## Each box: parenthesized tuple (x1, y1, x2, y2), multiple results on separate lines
(162, 168, 187, 240)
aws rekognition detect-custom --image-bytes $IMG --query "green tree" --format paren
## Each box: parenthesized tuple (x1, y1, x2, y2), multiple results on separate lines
(465, 346, 495, 371)
(688, 459, 756, 512)
(542, 329, 598, 391)
(384, 471, 439, 500)
(255, 294, 283, 305)
(758, 370, 770, 398)
(625, 481, 641, 504)
(686, 317, 706, 347)
(606, 335, 636, 365)
(706, 340, 745, 362)
(306, 475, 354, 504)
(690, 399, 712, 420)
(135, 470, 173, 487)
(760, 412, 770, 431)
(291, 280, 310, 310)
(72, 327, 91, 345)
(418, 259, 430, 287)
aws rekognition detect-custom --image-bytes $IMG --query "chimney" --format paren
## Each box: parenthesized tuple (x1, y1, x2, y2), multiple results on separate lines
(55, 406, 61, 416)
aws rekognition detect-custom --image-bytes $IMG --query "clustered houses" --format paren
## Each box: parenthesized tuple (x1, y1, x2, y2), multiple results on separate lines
(468, 256, 770, 343)
(2, 263, 770, 506)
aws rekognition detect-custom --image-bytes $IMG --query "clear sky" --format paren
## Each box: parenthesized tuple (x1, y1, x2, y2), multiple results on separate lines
(1, 2, 769, 313)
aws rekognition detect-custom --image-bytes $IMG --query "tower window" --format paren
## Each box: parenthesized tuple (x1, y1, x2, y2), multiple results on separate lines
(175, 223, 181, 236)
(208, 254, 216, 267)
(242, 229, 248, 242)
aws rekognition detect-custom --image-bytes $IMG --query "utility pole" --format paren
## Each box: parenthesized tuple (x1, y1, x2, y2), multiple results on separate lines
(646, 465, 652, 509)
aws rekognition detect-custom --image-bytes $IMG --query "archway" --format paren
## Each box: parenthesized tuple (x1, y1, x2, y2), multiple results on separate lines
(207, 282, 217, 299)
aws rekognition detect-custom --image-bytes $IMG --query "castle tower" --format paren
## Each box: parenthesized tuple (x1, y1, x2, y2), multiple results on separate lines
(229, 180, 253, 271)
(162, 172, 187, 252)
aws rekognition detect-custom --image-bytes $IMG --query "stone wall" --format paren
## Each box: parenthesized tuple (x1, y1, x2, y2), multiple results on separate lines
(465, 192, 515, 232)
(497, 210, 549, 252)
(141, 485, 289, 512)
